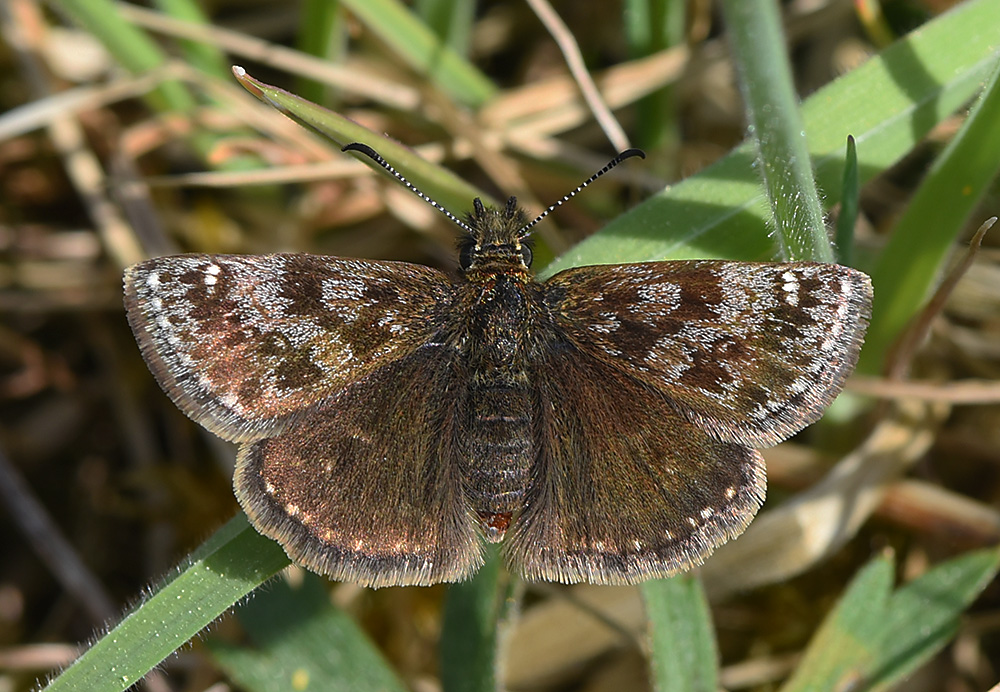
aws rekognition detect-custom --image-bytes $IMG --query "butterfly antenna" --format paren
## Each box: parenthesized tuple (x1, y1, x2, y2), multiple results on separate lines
(517, 148, 646, 238)
(342, 143, 474, 234)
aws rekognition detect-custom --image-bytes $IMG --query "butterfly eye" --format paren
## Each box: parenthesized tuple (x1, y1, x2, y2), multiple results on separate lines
(459, 242, 476, 270)
(519, 244, 533, 268)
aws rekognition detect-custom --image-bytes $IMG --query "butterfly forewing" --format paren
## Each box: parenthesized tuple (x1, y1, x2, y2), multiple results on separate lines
(542, 261, 871, 449)
(124, 254, 455, 442)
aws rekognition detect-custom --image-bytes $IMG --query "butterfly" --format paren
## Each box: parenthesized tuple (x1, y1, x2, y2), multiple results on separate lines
(123, 144, 872, 587)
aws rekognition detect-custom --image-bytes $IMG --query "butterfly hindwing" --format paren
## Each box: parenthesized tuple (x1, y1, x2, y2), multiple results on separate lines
(542, 260, 872, 448)
(505, 345, 765, 584)
(124, 254, 455, 442)
(236, 344, 482, 587)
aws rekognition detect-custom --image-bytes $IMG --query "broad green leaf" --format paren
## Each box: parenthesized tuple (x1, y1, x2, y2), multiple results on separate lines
(860, 55, 1000, 374)
(780, 547, 1000, 692)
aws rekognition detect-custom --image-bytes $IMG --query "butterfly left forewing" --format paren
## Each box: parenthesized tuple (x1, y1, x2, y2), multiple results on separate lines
(124, 253, 455, 442)
(506, 346, 765, 584)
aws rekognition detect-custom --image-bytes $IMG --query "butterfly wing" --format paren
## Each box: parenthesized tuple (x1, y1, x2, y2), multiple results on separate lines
(234, 344, 481, 587)
(124, 254, 455, 442)
(506, 347, 765, 584)
(506, 260, 870, 583)
(542, 260, 871, 448)
(126, 253, 478, 586)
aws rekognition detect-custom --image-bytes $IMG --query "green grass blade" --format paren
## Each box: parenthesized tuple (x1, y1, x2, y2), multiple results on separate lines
(623, 0, 684, 159)
(340, 0, 495, 106)
(859, 55, 1000, 374)
(50, 0, 195, 113)
(541, 0, 1000, 277)
(295, 0, 348, 105)
(780, 547, 1000, 692)
(416, 0, 477, 55)
(439, 547, 507, 692)
(869, 547, 1000, 690)
(779, 554, 894, 691)
(641, 576, 718, 692)
(152, 0, 230, 81)
(233, 67, 491, 214)
(720, 0, 833, 263)
(42, 515, 290, 692)
(208, 574, 407, 692)
(835, 135, 861, 266)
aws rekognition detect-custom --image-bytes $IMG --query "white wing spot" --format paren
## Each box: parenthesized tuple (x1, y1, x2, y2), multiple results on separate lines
(145, 272, 161, 288)
(781, 271, 800, 306)
(700, 507, 715, 519)
(725, 486, 737, 499)
(687, 517, 698, 527)
(205, 263, 222, 287)
(284, 503, 300, 517)
(219, 391, 240, 411)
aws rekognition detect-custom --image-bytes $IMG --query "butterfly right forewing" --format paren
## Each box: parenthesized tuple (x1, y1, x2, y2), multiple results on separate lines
(542, 260, 871, 448)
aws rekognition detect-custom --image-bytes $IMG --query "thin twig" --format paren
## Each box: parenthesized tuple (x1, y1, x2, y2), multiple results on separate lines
(885, 217, 997, 380)
(524, 0, 631, 152)
(0, 0, 144, 267)
(847, 374, 1000, 404)
(0, 443, 116, 623)
(117, 3, 420, 111)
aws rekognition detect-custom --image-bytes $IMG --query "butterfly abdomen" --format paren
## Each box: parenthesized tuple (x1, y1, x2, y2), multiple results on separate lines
(460, 370, 533, 542)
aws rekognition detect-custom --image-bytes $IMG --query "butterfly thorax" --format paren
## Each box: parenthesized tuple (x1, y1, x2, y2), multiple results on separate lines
(454, 200, 541, 542)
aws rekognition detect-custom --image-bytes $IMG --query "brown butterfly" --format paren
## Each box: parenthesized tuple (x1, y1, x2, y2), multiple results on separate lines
(124, 144, 872, 588)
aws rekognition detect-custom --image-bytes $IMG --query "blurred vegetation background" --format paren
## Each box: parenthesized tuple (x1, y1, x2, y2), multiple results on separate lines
(1, 0, 999, 691)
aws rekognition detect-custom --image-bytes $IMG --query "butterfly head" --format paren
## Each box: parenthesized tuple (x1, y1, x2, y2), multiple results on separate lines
(457, 197, 534, 273)
(341, 142, 645, 278)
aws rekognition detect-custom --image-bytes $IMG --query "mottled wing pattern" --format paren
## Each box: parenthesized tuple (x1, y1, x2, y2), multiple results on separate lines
(542, 261, 872, 448)
(124, 254, 455, 442)
(506, 348, 765, 584)
(236, 345, 481, 587)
